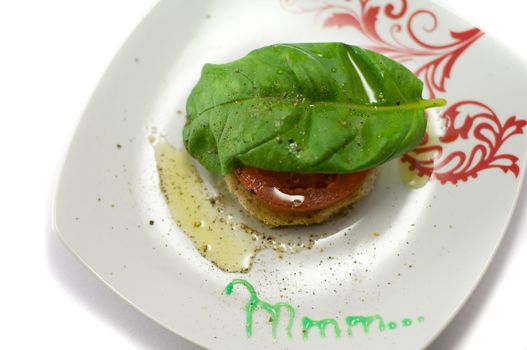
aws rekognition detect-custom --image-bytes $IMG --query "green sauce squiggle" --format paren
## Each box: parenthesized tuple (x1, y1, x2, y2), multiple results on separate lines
(226, 279, 295, 338)
(302, 317, 341, 339)
(225, 279, 424, 341)
(346, 315, 385, 335)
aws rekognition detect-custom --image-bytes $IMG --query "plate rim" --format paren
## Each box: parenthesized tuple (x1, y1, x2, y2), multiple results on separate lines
(52, 0, 527, 349)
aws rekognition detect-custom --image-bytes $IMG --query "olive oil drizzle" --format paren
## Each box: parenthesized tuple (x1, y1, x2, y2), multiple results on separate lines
(155, 140, 260, 272)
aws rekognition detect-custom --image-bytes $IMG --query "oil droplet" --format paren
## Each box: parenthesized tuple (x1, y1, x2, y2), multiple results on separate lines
(399, 163, 430, 189)
(155, 140, 259, 272)
(331, 67, 337, 73)
(399, 115, 444, 189)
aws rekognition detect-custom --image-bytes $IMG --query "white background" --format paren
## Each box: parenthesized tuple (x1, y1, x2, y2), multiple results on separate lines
(1, 1, 526, 349)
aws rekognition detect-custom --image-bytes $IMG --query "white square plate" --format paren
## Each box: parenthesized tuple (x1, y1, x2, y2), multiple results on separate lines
(54, 1, 527, 349)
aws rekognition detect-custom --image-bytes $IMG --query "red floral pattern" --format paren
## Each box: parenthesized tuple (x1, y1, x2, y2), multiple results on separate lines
(281, 0, 527, 184)
(401, 101, 527, 184)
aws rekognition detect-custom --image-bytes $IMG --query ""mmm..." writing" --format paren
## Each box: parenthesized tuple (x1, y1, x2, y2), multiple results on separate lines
(225, 279, 424, 340)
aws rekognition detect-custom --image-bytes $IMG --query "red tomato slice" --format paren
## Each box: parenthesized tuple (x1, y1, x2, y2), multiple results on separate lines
(235, 167, 371, 213)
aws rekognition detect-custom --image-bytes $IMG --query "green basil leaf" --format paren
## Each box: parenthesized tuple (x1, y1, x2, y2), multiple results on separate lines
(183, 43, 445, 174)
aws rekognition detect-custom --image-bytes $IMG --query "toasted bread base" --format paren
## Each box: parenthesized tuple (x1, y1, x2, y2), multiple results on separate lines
(224, 169, 377, 227)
